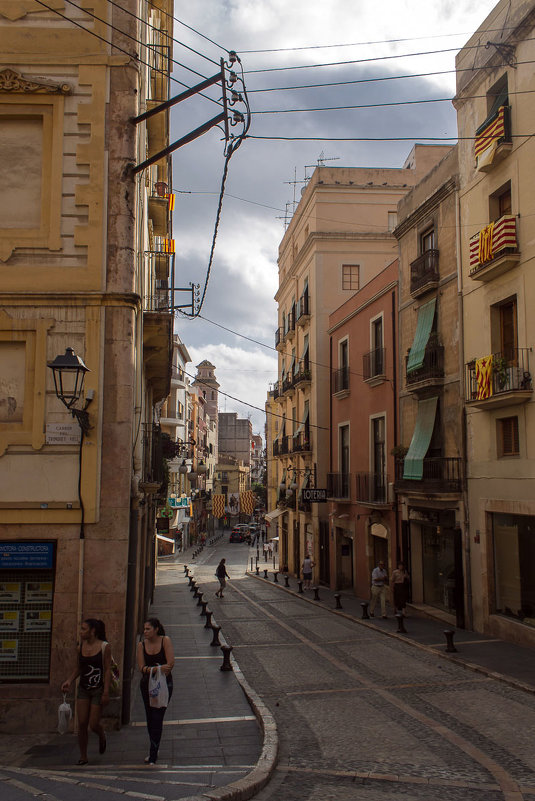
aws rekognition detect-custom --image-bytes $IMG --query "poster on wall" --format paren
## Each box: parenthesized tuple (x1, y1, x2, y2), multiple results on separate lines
(0, 583, 21, 602)
(0, 639, 18, 661)
(0, 611, 20, 632)
(24, 610, 52, 632)
(225, 493, 240, 516)
(25, 582, 53, 602)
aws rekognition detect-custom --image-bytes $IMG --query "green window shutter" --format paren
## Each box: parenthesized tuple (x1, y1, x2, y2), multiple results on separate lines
(407, 298, 436, 374)
(403, 396, 438, 480)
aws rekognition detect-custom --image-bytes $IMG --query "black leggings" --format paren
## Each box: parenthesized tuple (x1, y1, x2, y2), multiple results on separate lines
(140, 677, 173, 762)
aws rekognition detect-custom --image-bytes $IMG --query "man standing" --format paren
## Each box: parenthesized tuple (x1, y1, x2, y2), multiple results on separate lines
(369, 560, 388, 618)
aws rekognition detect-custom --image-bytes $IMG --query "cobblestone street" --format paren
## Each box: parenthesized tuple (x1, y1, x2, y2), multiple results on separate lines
(192, 546, 535, 801)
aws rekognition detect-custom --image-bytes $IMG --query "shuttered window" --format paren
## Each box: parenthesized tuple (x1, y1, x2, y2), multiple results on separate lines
(497, 417, 519, 457)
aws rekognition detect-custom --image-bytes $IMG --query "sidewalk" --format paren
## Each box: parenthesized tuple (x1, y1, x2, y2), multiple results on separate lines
(1, 544, 276, 801)
(247, 557, 535, 694)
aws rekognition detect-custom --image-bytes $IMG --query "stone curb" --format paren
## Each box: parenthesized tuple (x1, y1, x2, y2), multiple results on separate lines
(247, 571, 535, 698)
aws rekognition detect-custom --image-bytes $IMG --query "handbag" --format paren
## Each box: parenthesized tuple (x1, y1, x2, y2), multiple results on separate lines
(148, 665, 169, 709)
(101, 641, 120, 695)
(57, 693, 72, 734)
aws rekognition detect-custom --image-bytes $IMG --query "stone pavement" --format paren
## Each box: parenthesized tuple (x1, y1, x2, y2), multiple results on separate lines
(246, 553, 535, 694)
(0, 540, 277, 801)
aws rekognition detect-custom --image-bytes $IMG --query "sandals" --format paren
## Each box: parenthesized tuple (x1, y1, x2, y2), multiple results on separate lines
(77, 759, 88, 765)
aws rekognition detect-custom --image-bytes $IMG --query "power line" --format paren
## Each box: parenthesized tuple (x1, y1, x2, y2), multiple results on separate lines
(246, 134, 534, 143)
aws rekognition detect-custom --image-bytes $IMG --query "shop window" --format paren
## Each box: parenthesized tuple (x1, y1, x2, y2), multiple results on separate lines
(497, 416, 519, 457)
(342, 264, 359, 290)
(493, 513, 535, 624)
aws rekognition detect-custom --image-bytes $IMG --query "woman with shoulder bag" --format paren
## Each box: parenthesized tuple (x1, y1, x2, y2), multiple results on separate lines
(61, 618, 111, 765)
(137, 617, 175, 765)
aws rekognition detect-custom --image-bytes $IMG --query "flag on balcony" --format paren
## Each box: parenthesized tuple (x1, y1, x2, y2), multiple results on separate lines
(478, 222, 494, 265)
(475, 355, 493, 400)
(167, 193, 175, 211)
(212, 493, 225, 519)
(475, 105, 506, 170)
(240, 490, 255, 516)
(469, 215, 517, 273)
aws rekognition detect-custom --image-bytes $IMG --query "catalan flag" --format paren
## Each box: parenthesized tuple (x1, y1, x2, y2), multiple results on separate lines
(475, 105, 506, 168)
(212, 493, 225, 519)
(240, 490, 255, 516)
(476, 356, 493, 400)
(167, 193, 175, 211)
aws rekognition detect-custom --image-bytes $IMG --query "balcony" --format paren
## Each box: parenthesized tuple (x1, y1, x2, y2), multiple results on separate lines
(475, 104, 512, 173)
(469, 215, 519, 281)
(327, 472, 351, 501)
(297, 293, 310, 325)
(284, 311, 296, 341)
(356, 472, 391, 507)
(294, 361, 311, 387)
(395, 457, 463, 494)
(292, 431, 312, 453)
(405, 342, 444, 392)
(143, 311, 172, 403)
(275, 327, 284, 350)
(465, 348, 532, 410)
(410, 249, 440, 297)
(272, 381, 284, 403)
(332, 366, 349, 397)
(282, 374, 295, 396)
(146, 237, 175, 280)
(363, 347, 386, 386)
(148, 177, 171, 236)
(273, 436, 290, 457)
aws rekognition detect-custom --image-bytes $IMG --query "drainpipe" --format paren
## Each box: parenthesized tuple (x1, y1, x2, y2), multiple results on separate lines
(391, 288, 401, 563)
(456, 186, 473, 630)
(122, 503, 139, 725)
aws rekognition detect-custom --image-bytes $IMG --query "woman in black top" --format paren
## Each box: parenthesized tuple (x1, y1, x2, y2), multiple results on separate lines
(137, 617, 175, 765)
(62, 618, 111, 764)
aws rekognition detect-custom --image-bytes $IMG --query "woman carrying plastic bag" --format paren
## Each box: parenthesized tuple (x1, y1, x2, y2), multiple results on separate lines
(137, 617, 174, 765)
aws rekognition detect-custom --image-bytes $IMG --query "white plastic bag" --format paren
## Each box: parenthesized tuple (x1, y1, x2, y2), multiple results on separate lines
(57, 693, 72, 734)
(148, 666, 169, 709)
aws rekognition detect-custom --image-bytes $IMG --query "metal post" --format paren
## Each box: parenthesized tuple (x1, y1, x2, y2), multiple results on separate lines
(395, 613, 407, 634)
(334, 593, 342, 609)
(200, 600, 208, 617)
(313, 586, 320, 601)
(273, 572, 278, 583)
(284, 575, 290, 587)
(204, 609, 213, 629)
(444, 630, 457, 652)
(220, 645, 233, 671)
(298, 581, 304, 594)
(210, 625, 221, 647)
(263, 569, 268, 579)
(196, 591, 204, 606)
(361, 602, 370, 619)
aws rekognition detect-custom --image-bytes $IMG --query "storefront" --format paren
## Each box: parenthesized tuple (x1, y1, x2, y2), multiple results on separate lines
(492, 513, 535, 626)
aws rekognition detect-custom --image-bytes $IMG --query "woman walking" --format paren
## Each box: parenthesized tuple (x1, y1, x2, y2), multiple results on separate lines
(302, 554, 314, 590)
(391, 562, 410, 613)
(61, 618, 111, 765)
(215, 558, 230, 598)
(137, 618, 174, 765)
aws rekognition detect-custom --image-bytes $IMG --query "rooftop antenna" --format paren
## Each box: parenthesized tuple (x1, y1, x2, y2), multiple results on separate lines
(304, 151, 340, 182)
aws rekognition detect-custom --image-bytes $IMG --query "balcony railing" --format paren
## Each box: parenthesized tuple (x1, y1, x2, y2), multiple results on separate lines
(297, 293, 310, 323)
(332, 366, 349, 394)
(327, 472, 351, 500)
(272, 381, 283, 401)
(284, 310, 296, 339)
(395, 457, 463, 493)
(292, 430, 311, 453)
(294, 360, 311, 386)
(406, 343, 444, 387)
(469, 214, 519, 280)
(465, 348, 532, 404)
(363, 347, 386, 381)
(282, 374, 295, 394)
(275, 327, 283, 349)
(356, 472, 390, 505)
(273, 436, 289, 457)
(410, 249, 440, 296)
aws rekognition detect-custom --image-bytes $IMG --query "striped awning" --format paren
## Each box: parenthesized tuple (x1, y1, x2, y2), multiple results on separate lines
(403, 397, 438, 480)
(407, 299, 436, 374)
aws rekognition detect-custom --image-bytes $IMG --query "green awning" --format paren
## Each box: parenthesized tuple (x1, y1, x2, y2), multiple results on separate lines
(407, 298, 436, 374)
(403, 396, 438, 480)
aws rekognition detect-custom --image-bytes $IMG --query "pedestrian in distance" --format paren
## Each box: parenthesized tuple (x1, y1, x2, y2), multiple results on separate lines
(215, 558, 230, 598)
(369, 560, 389, 618)
(302, 554, 314, 589)
(61, 618, 111, 765)
(137, 618, 174, 765)
(391, 562, 410, 614)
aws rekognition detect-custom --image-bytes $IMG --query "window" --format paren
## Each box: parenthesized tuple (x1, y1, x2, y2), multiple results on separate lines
(421, 227, 435, 253)
(342, 264, 359, 290)
(372, 416, 385, 477)
(497, 417, 519, 457)
(339, 424, 350, 476)
(370, 317, 384, 376)
(499, 298, 517, 361)
(388, 211, 397, 231)
(339, 339, 348, 370)
(489, 181, 512, 221)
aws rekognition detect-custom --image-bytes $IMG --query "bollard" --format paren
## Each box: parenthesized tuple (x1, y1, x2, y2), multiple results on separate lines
(263, 569, 268, 579)
(313, 586, 320, 601)
(200, 600, 208, 617)
(255, 565, 260, 575)
(210, 625, 221, 647)
(188, 575, 194, 587)
(361, 602, 370, 619)
(284, 575, 290, 588)
(298, 581, 304, 594)
(196, 591, 204, 606)
(190, 581, 196, 593)
(193, 585, 200, 598)
(204, 609, 213, 629)
(250, 557, 254, 571)
(395, 613, 407, 634)
(183, 565, 188, 574)
(444, 629, 457, 653)
(273, 572, 278, 583)
(264, 552, 268, 562)
(334, 593, 342, 609)
(220, 645, 233, 672)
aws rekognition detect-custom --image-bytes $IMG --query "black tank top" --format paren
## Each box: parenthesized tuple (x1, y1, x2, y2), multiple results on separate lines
(79, 646, 104, 690)
(143, 638, 166, 667)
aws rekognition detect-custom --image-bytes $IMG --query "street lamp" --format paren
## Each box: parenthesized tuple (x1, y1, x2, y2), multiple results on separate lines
(47, 347, 92, 434)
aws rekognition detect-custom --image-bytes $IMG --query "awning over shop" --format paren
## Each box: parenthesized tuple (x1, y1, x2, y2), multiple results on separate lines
(156, 533, 175, 543)
(403, 396, 438, 480)
(407, 298, 436, 374)
(265, 508, 286, 523)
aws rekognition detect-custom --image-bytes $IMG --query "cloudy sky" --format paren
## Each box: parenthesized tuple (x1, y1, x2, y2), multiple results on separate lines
(167, 0, 499, 433)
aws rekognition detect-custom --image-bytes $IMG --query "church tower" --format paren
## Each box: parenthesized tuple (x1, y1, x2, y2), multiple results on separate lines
(192, 360, 219, 421)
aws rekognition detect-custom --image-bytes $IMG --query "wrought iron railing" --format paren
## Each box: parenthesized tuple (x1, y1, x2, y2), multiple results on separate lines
(406, 343, 444, 385)
(327, 472, 351, 500)
(465, 348, 532, 401)
(395, 457, 463, 492)
(356, 472, 390, 505)
(297, 293, 310, 321)
(332, 366, 349, 394)
(292, 430, 311, 453)
(410, 249, 440, 294)
(363, 347, 386, 380)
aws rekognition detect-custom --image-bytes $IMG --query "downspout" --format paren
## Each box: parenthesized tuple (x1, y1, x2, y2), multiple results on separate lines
(391, 288, 400, 563)
(456, 186, 473, 630)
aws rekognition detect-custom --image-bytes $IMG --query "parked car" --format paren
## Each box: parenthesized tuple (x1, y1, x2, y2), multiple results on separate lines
(229, 528, 245, 543)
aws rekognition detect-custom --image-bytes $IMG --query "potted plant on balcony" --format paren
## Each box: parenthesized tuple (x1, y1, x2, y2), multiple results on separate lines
(493, 356, 509, 390)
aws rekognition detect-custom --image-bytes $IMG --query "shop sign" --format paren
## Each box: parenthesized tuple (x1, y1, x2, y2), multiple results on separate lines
(24, 610, 52, 632)
(45, 423, 81, 444)
(0, 542, 54, 569)
(302, 488, 327, 503)
(0, 611, 19, 632)
(0, 640, 18, 661)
